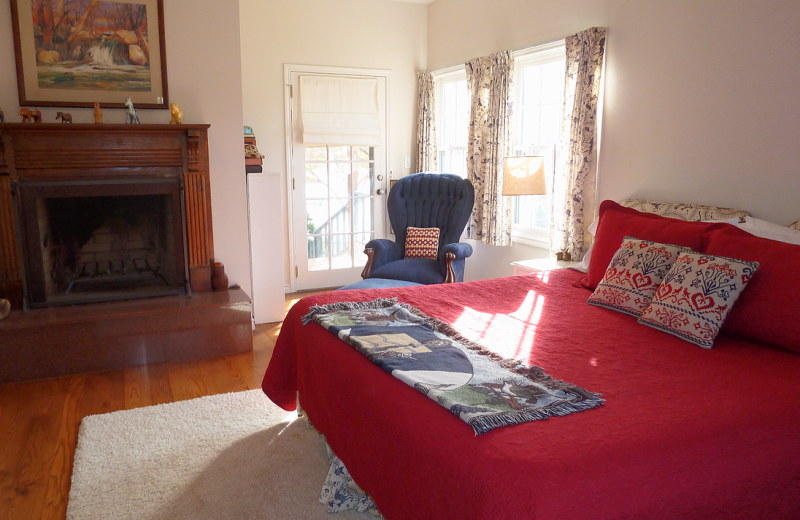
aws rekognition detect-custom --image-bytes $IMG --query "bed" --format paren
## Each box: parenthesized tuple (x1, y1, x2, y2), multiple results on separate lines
(262, 199, 800, 519)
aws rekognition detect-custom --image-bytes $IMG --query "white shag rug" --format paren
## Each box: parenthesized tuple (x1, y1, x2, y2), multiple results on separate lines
(67, 390, 369, 520)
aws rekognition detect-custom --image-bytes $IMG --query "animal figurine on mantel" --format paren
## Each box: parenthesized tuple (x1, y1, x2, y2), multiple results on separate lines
(124, 97, 140, 124)
(93, 103, 103, 123)
(169, 103, 183, 124)
(55, 112, 72, 123)
(19, 108, 42, 123)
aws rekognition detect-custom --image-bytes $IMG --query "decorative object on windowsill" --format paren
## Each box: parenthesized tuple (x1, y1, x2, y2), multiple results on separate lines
(55, 112, 72, 123)
(93, 103, 103, 123)
(0, 298, 10, 321)
(19, 107, 42, 123)
(124, 97, 140, 124)
(211, 262, 229, 291)
(502, 155, 547, 196)
(556, 251, 572, 261)
(169, 103, 183, 124)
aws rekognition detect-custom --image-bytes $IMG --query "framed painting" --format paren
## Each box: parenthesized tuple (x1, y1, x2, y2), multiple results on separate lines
(10, 0, 169, 109)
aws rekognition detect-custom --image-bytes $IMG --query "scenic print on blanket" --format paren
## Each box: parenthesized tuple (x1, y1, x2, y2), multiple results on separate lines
(302, 298, 604, 435)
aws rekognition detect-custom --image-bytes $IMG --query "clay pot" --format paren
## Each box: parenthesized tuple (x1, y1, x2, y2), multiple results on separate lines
(211, 262, 229, 291)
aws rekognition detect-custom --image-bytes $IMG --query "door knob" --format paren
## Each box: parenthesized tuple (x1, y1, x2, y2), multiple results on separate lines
(376, 188, 386, 195)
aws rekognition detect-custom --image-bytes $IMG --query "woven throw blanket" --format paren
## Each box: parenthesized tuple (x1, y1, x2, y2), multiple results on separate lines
(302, 298, 604, 435)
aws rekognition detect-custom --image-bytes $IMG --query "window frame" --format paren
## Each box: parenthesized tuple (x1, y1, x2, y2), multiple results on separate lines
(433, 65, 468, 178)
(509, 41, 566, 249)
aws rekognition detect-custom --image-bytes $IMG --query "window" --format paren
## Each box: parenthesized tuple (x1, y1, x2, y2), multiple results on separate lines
(433, 42, 566, 248)
(435, 68, 468, 178)
(511, 43, 566, 248)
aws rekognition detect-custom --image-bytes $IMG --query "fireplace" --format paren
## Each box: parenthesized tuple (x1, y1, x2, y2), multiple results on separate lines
(0, 123, 253, 385)
(18, 180, 187, 307)
(0, 123, 216, 309)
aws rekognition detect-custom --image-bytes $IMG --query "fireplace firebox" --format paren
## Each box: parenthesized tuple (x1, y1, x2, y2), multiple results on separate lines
(17, 179, 188, 307)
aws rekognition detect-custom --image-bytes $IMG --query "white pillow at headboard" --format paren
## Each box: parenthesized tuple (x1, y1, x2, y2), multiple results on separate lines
(740, 217, 800, 245)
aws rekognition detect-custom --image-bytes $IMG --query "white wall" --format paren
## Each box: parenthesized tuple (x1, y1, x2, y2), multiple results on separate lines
(0, 0, 251, 292)
(429, 0, 800, 228)
(239, 0, 427, 289)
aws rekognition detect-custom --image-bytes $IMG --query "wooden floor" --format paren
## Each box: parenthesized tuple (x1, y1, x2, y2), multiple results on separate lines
(0, 290, 327, 520)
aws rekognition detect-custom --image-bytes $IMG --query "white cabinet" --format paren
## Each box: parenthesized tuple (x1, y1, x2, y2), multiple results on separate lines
(247, 172, 286, 324)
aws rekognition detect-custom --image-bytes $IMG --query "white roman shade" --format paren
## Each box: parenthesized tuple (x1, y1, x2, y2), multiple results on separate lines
(300, 75, 381, 146)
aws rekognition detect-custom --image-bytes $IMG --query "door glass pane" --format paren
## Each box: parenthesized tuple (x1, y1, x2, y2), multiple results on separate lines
(305, 163, 328, 199)
(330, 146, 350, 161)
(330, 234, 352, 269)
(329, 162, 351, 199)
(353, 197, 373, 233)
(354, 233, 373, 266)
(354, 146, 372, 161)
(328, 198, 351, 235)
(305, 146, 327, 161)
(353, 162, 373, 196)
(307, 235, 328, 271)
(306, 199, 328, 234)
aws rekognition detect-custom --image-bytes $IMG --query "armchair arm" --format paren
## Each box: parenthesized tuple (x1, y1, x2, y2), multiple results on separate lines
(361, 239, 403, 279)
(439, 242, 474, 283)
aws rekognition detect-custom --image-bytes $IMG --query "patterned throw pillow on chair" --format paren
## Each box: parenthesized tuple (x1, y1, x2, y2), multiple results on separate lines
(405, 227, 440, 260)
(588, 237, 690, 317)
(638, 252, 759, 348)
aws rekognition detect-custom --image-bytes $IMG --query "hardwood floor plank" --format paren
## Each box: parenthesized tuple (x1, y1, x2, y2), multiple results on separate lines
(123, 366, 154, 410)
(78, 370, 125, 419)
(166, 359, 209, 402)
(41, 375, 87, 520)
(0, 378, 69, 520)
(199, 355, 250, 396)
(143, 363, 174, 406)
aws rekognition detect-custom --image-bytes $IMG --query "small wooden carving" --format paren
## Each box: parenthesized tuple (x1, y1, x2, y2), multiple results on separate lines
(0, 107, 4, 123)
(361, 247, 375, 279)
(444, 252, 457, 283)
(55, 112, 73, 123)
(19, 108, 42, 123)
(0, 298, 9, 321)
(124, 97, 140, 124)
(93, 103, 103, 123)
(169, 103, 183, 124)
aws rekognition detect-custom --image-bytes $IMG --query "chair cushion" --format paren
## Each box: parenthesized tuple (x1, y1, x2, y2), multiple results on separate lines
(337, 279, 423, 291)
(404, 227, 440, 259)
(369, 259, 445, 285)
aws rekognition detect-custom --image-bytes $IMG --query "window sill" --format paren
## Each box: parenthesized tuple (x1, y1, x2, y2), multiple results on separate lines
(511, 225, 550, 250)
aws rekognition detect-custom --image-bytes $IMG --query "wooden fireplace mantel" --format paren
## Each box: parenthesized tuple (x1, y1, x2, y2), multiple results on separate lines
(0, 123, 216, 307)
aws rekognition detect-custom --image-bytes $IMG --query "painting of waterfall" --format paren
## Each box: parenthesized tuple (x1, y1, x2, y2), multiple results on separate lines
(11, 0, 168, 108)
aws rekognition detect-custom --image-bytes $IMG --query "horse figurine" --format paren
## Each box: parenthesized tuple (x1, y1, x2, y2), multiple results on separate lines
(55, 112, 72, 123)
(124, 97, 140, 124)
(19, 108, 42, 123)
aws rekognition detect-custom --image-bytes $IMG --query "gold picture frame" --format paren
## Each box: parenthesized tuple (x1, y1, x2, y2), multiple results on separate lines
(10, 0, 169, 109)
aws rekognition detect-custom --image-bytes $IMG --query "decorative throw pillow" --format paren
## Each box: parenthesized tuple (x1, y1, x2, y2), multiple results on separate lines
(587, 237, 691, 317)
(404, 227, 440, 260)
(637, 251, 760, 349)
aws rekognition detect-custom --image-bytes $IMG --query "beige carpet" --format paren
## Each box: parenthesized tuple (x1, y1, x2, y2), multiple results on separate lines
(67, 390, 370, 520)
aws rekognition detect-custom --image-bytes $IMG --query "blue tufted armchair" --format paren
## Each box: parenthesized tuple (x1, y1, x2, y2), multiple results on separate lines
(361, 173, 474, 284)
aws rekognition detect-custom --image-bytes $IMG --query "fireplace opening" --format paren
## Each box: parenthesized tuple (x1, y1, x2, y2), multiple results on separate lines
(18, 180, 188, 308)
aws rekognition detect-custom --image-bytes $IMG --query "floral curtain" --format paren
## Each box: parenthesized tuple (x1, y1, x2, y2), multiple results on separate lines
(552, 27, 606, 261)
(465, 51, 515, 246)
(416, 71, 438, 172)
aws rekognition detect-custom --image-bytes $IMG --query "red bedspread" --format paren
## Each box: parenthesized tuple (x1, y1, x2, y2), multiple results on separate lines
(262, 270, 800, 519)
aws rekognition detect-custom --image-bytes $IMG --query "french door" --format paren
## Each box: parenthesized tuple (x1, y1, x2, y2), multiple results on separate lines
(286, 67, 388, 291)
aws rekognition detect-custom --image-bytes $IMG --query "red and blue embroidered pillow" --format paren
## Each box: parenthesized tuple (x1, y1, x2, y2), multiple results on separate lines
(405, 227, 440, 260)
(587, 237, 690, 317)
(637, 251, 759, 348)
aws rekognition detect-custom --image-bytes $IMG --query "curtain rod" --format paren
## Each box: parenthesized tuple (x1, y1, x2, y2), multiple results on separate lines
(431, 39, 565, 76)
